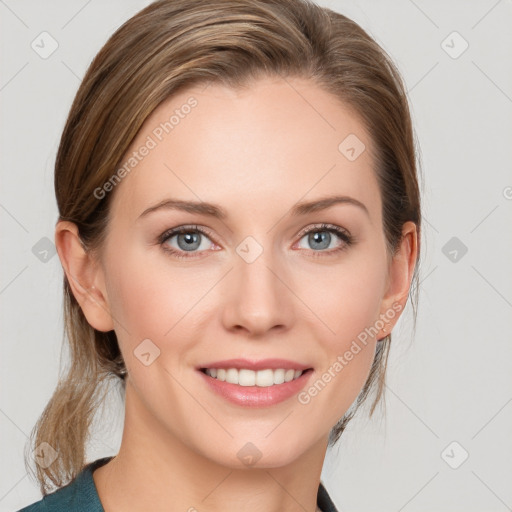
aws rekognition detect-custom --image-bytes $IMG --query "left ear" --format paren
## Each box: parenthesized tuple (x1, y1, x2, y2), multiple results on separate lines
(377, 221, 418, 337)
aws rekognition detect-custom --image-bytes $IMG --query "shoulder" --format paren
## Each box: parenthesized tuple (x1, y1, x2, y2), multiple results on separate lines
(17, 457, 113, 512)
(318, 481, 339, 512)
(16, 500, 47, 512)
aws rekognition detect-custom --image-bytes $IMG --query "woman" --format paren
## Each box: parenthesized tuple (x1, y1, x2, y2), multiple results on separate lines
(20, 0, 421, 510)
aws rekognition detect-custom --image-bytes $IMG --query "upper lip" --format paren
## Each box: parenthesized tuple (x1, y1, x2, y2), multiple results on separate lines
(197, 358, 312, 371)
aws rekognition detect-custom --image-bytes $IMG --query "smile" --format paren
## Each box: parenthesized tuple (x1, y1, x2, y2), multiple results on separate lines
(201, 368, 305, 387)
(198, 366, 314, 408)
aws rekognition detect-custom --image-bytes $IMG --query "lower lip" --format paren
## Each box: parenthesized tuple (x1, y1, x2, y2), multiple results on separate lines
(198, 369, 314, 408)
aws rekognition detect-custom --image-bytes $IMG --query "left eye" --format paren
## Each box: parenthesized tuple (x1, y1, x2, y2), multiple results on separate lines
(297, 227, 346, 251)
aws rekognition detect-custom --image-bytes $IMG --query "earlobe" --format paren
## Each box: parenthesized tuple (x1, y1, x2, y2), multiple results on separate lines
(378, 221, 418, 338)
(54, 221, 114, 332)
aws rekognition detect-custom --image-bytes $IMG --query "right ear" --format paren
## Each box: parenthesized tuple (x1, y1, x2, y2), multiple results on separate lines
(54, 220, 114, 332)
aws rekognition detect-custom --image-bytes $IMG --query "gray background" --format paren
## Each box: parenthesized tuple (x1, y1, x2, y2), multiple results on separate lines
(1, 1, 511, 510)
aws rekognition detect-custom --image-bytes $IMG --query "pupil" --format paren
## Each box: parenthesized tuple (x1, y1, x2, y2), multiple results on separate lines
(178, 232, 200, 250)
(310, 231, 330, 250)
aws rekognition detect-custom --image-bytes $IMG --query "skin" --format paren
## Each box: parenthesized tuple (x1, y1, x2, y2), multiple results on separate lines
(56, 76, 417, 512)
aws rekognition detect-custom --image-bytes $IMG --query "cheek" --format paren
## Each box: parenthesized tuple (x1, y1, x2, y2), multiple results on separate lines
(338, 267, 384, 341)
(103, 245, 214, 351)
(299, 252, 388, 346)
(295, 261, 385, 426)
(301, 254, 386, 398)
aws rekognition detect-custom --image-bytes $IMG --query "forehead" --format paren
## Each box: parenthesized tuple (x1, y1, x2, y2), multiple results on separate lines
(109, 76, 380, 224)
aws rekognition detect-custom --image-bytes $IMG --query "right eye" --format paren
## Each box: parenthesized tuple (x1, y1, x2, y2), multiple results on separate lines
(158, 225, 217, 259)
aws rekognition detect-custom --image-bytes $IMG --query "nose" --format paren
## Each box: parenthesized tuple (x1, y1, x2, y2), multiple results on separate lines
(221, 244, 295, 337)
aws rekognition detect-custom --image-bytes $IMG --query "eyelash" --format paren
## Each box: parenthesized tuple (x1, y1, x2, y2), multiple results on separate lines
(157, 223, 354, 260)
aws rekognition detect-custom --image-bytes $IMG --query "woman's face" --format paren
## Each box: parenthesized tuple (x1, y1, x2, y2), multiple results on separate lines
(95, 76, 409, 467)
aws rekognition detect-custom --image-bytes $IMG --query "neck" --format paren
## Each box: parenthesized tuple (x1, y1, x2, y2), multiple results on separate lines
(93, 380, 329, 512)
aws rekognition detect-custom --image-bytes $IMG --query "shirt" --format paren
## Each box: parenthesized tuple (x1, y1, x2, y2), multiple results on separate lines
(18, 456, 339, 512)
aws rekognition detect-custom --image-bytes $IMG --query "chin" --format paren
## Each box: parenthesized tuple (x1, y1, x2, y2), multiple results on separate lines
(200, 433, 311, 470)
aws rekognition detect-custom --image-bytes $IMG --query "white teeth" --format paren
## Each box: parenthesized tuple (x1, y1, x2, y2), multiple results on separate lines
(225, 368, 238, 384)
(240, 369, 256, 386)
(284, 369, 295, 382)
(204, 368, 305, 386)
(273, 369, 285, 384)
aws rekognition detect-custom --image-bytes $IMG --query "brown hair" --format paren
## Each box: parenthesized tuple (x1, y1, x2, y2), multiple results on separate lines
(26, 0, 422, 495)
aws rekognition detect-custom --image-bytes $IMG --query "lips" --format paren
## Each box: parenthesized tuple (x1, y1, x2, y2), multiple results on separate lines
(196, 358, 314, 407)
(197, 358, 312, 371)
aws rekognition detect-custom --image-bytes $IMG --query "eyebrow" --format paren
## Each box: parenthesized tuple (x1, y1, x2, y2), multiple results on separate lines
(138, 194, 369, 220)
